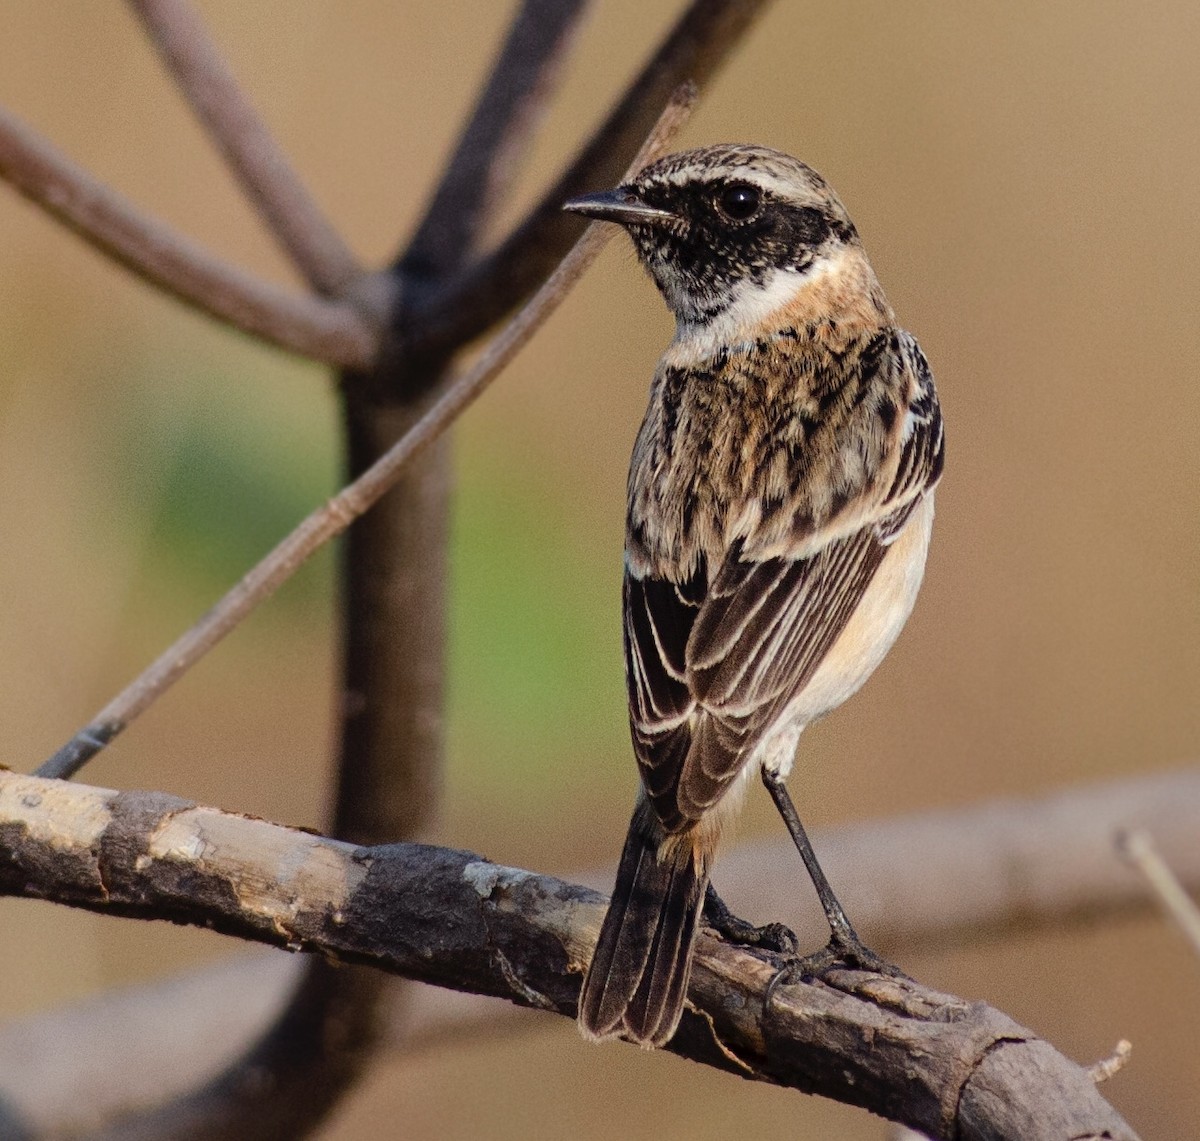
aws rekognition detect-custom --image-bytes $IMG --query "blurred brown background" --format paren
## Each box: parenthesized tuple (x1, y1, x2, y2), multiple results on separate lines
(0, 1, 1197, 1137)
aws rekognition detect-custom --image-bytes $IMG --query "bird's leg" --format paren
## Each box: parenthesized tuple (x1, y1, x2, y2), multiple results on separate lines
(760, 769, 904, 978)
(702, 883, 799, 955)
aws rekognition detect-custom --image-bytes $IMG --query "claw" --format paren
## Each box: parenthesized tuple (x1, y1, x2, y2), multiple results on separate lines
(825, 931, 909, 979)
(702, 886, 800, 955)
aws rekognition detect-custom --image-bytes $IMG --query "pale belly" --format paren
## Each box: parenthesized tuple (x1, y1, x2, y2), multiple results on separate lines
(753, 492, 936, 781)
(663, 494, 936, 855)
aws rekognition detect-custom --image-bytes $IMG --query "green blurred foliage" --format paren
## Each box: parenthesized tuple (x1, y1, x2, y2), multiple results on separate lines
(83, 353, 630, 798)
(448, 442, 627, 795)
(105, 367, 339, 607)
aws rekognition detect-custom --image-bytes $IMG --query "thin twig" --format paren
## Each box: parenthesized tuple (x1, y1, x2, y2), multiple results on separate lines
(402, 0, 590, 280)
(0, 103, 378, 367)
(408, 0, 773, 356)
(128, 0, 362, 295)
(1116, 828, 1200, 958)
(1088, 1040, 1133, 1085)
(35, 84, 696, 782)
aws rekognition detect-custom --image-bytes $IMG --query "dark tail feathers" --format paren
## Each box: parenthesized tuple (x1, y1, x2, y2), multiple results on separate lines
(578, 811, 708, 1047)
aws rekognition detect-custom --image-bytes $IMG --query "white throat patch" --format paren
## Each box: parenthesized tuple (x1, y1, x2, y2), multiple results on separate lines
(671, 251, 846, 358)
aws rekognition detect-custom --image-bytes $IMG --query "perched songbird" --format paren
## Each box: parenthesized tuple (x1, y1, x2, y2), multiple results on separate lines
(563, 145, 945, 1047)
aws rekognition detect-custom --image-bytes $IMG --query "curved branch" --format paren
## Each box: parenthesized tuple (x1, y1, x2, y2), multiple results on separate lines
(408, 0, 774, 356)
(127, 0, 362, 296)
(0, 104, 377, 368)
(0, 771, 1138, 1141)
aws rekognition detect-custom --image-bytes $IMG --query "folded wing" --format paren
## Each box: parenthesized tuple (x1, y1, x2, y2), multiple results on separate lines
(623, 333, 944, 834)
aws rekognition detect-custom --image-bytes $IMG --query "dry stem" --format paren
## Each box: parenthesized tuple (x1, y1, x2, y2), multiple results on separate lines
(0, 104, 376, 367)
(1116, 827, 1200, 959)
(128, 0, 362, 295)
(35, 86, 695, 782)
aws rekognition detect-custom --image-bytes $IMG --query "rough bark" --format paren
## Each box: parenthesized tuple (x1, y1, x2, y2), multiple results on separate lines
(0, 770, 1138, 1141)
(0, 763, 1190, 1135)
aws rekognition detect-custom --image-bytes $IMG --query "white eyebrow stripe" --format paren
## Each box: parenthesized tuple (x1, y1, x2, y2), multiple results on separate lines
(650, 166, 818, 202)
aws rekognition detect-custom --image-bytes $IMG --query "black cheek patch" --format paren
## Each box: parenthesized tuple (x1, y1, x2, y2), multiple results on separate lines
(777, 205, 831, 250)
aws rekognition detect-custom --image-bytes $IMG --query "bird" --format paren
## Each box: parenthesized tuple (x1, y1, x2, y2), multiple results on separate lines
(562, 144, 945, 1048)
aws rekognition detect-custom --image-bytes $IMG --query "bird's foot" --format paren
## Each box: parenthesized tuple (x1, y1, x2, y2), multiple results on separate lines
(769, 930, 908, 993)
(702, 885, 800, 955)
(822, 928, 905, 976)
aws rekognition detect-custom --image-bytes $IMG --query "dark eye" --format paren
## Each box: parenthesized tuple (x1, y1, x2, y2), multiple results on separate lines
(716, 183, 761, 221)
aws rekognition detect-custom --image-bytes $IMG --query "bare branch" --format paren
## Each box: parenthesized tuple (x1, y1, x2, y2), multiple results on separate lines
(1116, 827, 1200, 959)
(35, 84, 696, 783)
(720, 765, 1200, 954)
(323, 0, 598, 849)
(0, 104, 378, 368)
(408, 0, 774, 357)
(1089, 1040, 1133, 1084)
(402, 0, 590, 280)
(0, 770, 1139, 1140)
(5, 764, 1189, 1136)
(0, 953, 530, 1137)
(127, 0, 362, 295)
(325, 0, 595, 866)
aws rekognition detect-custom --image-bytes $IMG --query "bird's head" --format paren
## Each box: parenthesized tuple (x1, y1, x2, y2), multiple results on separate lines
(564, 144, 866, 334)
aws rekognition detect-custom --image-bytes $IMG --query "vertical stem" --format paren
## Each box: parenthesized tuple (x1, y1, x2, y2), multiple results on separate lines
(336, 395, 451, 845)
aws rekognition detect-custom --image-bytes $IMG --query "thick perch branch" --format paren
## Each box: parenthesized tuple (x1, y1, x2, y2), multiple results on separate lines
(0, 771, 1137, 1140)
(2, 764, 1188, 1135)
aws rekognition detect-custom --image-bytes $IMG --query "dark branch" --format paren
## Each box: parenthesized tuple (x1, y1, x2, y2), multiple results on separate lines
(5, 764, 1192, 1136)
(128, 0, 362, 296)
(401, 0, 590, 281)
(0, 771, 1139, 1141)
(0, 104, 378, 368)
(335, 0, 591, 848)
(407, 0, 774, 357)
